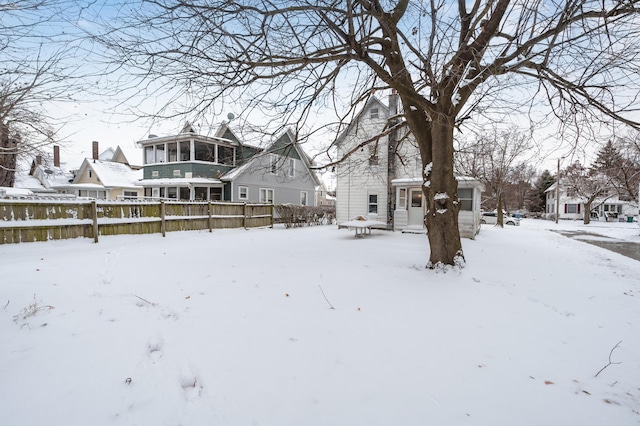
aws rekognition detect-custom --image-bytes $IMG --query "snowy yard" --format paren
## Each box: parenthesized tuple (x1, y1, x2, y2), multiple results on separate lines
(1, 219, 639, 425)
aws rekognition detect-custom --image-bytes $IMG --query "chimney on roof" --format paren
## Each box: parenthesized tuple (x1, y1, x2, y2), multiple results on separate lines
(53, 145, 60, 167)
(36, 155, 42, 165)
(92, 141, 99, 161)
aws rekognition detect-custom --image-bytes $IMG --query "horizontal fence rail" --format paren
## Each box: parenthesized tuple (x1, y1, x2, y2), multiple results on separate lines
(0, 199, 273, 244)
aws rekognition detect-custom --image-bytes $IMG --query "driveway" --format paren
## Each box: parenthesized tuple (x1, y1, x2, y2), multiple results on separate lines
(554, 230, 640, 262)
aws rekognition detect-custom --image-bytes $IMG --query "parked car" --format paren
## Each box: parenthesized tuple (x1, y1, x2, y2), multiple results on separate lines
(481, 211, 520, 226)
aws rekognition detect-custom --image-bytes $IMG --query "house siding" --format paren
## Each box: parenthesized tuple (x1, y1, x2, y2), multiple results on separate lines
(336, 99, 391, 223)
(143, 163, 234, 180)
(230, 153, 317, 205)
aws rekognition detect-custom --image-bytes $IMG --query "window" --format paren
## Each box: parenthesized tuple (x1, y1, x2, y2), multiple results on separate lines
(167, 143, 178, 162)
(368, 193, 378, 214)
(155, 144, 165, 163)
(411, 191, 422, 207)
(270, 154, 278, 174)
(194, 142, 215, 162)
(566, 187, 576, 197)
(88, 170, 92, 178)
(219, 145, 234, 165)
(167, 187, 177, 199)
(123, 191, 138, 199)
(370, 107, 379, 119)
(288, 158, 295, 177)
(194, 187, 208, 201)
(300, 191, 308, 206)
(144, 146, 154, 164)
(179, 187, 190, 200)
(398, 188, 407, 209)
(78, 190, 107, 199)
(565, 204, 580, 214)
(457, 188, 473, 211)
(179, 141, 191, 161)
(260, 188, 274, 203)
(239, 186, 248, 201)
(210, 187, 222, 201)
(368, 146, 379, 166)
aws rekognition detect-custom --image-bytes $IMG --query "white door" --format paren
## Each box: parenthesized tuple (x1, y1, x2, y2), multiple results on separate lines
(408, 189, 424, 227)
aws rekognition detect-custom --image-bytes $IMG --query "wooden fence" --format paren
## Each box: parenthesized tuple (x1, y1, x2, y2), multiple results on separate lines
(0, 199, 273, 244)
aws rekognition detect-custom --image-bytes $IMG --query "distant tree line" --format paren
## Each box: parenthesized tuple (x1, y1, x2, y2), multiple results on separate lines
(456, 129, 640, 221)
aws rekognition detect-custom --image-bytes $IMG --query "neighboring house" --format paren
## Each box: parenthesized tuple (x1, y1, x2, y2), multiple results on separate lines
(53, 141, 142, 200)
(335, 93, 483, 238)
(137, 123, 320, 204)
(315, 182, 335, 207)
(545, 182, 637, 221)
(14, 146, 77, 195)
(14, 142, 143, 200)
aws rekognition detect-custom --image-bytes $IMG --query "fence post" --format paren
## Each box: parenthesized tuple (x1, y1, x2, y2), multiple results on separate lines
(208, 201, 212, 232)
(270, 204, 274, 228)
(160, 200, 166, 237)
(91, 200, 99, 243)
(243, 203, 247, 229)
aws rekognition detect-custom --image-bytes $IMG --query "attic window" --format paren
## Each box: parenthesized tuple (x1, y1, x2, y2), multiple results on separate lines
(370, 108, 379, 119)
(288, 158, 295, 177)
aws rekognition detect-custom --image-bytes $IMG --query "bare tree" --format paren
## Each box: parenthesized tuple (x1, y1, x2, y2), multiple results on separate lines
(456, 126, 533, 226)
(100, 0, 640, 267)
(563, 161, 612, 224)
(601, 136, 640, 204)
(507, 162, 537, 213)
(0, 0, 88, 186)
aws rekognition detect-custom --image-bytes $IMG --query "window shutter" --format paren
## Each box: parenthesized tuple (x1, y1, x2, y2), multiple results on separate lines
(578, 204, 581, 214)
(564, 204, 567, 213)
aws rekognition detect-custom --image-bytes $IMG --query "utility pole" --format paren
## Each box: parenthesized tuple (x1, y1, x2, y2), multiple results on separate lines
(555, 157, 561, 224)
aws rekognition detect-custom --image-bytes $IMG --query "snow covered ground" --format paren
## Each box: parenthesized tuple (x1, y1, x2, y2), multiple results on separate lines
(1, 219, 639, 425)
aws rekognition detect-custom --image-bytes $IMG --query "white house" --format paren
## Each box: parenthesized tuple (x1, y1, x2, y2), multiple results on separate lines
(335, 93, 483, 238)
(545, 181, 637, 221)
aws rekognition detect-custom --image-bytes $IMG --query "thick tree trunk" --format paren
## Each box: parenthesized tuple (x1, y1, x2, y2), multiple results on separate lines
(397, 93, 463, 268)
(0, 124, 18, 187)
(422, 116, 463, 268)
(584, 200, 592, 224)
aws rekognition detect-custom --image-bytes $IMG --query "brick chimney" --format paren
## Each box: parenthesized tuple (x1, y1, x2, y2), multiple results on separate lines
(53, 145, 60, 167)
(36, 155, 42, 165)
(92, 141, 99, 161)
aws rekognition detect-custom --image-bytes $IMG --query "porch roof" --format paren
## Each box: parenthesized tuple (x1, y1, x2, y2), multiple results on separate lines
(391, 176, 483, 188)
(136, 178, 224, 187)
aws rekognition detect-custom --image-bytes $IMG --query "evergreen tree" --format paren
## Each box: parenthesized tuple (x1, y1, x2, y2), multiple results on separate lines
(528, 170, 555, 213)
(592, 140, 623, 175)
